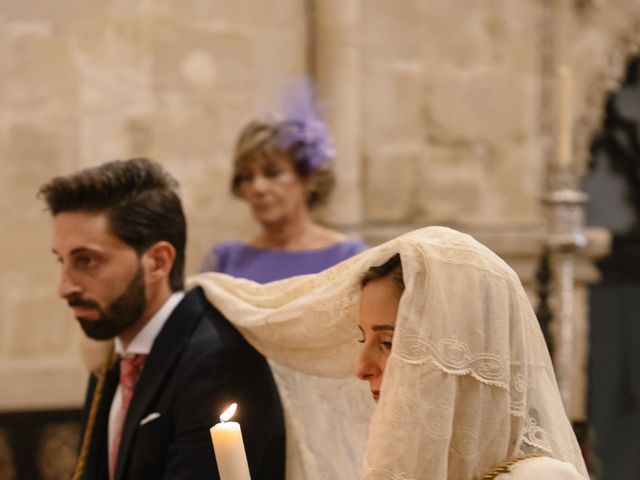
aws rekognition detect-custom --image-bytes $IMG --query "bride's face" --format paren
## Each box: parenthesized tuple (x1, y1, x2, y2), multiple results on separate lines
(354, 277, 402, 402)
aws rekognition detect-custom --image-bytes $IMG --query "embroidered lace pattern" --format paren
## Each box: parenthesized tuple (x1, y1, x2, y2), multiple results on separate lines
(190, 226, 588, 480)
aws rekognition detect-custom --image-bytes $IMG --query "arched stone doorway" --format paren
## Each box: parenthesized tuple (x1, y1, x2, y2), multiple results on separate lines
(582, 56, 640, 480)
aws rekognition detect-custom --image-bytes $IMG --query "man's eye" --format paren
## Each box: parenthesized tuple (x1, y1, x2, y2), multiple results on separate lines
(76, 256, 95, 268)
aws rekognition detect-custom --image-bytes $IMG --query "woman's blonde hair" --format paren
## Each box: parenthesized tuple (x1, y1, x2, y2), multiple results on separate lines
(230, 120, 335, 208)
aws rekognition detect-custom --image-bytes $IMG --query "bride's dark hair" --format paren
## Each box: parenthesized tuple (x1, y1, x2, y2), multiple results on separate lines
(361, 253, 404, 291)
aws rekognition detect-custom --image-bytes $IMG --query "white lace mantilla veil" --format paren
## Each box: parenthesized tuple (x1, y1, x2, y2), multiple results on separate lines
(188, 226, 588, 480)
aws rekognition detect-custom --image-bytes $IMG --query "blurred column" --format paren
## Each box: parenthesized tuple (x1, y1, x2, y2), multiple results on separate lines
(544, 0, 585, 417)
(313, 0, 364, 228)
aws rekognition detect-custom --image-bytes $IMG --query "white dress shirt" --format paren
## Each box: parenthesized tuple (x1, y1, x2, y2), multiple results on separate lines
(107, 291, 185, 478)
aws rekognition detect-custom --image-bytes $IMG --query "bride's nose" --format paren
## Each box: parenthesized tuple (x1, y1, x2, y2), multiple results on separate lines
(354, 347, 380, 381)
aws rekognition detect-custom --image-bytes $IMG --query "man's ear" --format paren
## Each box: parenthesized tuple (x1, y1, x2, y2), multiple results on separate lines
(143, 241, 176, 284)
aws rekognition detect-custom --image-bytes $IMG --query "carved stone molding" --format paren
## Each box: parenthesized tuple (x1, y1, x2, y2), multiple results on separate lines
(573, 0, 640, 178)
(539, 0, 637, 416)
(540, 1, 640, 185)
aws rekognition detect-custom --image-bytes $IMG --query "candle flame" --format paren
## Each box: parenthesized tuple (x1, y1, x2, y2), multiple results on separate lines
(220, 403, 237, 423)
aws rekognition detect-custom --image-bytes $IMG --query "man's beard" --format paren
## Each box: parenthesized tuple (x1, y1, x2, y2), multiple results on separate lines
(68, 265, 146, 340)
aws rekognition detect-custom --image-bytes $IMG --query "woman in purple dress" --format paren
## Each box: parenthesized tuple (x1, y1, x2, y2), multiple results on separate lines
(201, 81, 367, 282)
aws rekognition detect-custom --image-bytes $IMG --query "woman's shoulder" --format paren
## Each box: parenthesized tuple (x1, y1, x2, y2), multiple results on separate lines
(316, 225, 367, 249)
(213, 241, 257, 267)
(200, 241, 247, 273)
(332, 237, 368, 256)
(495, 456, 586, 479)
(213, 240, 247, 255)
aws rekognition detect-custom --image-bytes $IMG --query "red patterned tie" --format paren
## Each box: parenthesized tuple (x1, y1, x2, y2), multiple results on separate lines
(110, 353, 146, 476)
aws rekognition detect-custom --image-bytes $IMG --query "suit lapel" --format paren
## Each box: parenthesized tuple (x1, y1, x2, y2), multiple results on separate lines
(114, 289, 204, 479)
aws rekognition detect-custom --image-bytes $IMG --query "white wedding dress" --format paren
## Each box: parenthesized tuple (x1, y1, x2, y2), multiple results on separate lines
(496, 456, 584, 479)
(188, 226, 587, 480)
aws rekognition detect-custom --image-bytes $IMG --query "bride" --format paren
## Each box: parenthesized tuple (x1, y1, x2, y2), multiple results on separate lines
(192, 226, 587, 479)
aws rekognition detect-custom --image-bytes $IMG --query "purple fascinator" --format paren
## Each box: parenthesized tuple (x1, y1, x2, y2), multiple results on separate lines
(275, 77, 335, 172)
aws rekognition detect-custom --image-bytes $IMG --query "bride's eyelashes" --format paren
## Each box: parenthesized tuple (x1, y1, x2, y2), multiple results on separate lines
(379, 335, 393, 351)
(356, 325, 393, 350)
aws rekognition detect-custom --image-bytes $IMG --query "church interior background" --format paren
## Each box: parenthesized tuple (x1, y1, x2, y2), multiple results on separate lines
(0, 1, 638, 478)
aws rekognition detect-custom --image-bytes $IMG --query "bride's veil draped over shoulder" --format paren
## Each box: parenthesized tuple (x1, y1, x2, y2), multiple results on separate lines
(189, 226, 588, 480)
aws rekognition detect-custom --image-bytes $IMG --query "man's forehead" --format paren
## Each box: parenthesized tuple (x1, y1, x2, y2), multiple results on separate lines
(51, 211, 123, 254)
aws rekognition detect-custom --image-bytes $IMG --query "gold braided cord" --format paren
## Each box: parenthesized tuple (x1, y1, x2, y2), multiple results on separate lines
(71, 348, 115, 480)
(474, 453, 545, 480)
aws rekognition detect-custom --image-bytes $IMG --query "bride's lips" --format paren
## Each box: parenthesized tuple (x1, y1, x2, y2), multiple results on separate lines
(371, 390, 380, 402)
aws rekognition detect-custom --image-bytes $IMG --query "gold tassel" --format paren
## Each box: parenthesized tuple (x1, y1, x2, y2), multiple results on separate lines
(474, 453, 544, 480)
(70, 348, 115, 480)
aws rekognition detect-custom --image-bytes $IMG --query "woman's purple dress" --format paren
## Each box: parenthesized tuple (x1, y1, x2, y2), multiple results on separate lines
(200, 239, 368, 283)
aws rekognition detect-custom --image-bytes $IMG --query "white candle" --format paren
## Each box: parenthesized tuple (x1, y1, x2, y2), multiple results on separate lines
(210, 403, 251, 480)
(556, 66, 574, 168)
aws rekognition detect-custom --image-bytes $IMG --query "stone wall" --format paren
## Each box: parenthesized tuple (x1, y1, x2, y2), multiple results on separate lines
(361, 0, 545, 227)
(1, 0, 639, 418)
(0, 0, 308, 411)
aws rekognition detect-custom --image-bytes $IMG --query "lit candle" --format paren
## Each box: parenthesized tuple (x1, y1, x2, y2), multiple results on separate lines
(210, 403, 251, 480)
(556, 66, 574, 168)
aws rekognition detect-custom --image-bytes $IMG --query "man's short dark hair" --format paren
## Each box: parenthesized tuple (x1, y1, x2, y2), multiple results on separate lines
(39, 158, 186, 291)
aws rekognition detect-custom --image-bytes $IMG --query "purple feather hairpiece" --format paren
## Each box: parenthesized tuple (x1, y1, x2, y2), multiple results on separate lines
(274, 77, 335, 172)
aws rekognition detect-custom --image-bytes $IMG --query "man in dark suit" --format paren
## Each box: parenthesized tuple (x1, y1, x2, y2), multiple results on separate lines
(39, 158, 285, 479)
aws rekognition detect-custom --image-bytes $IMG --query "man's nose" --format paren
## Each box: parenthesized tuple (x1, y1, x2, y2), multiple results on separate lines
(58, 268, 81, 299)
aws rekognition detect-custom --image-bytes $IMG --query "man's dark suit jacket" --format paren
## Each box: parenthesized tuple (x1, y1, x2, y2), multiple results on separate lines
(79, 287, 285, 480)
